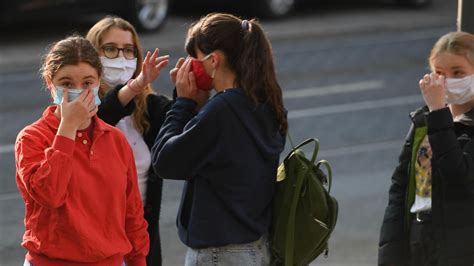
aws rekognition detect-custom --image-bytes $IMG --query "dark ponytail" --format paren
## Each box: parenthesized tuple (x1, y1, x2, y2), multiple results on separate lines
(185, 13, 288, 134)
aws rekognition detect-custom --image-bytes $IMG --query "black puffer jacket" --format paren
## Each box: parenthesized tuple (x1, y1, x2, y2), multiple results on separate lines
(378, 106, 474, 266)
(98, 85, 173, 266)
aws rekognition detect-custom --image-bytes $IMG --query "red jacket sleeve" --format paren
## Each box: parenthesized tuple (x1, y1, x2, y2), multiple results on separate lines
(123, 142, 149, 266)
(16, 130, 75, 209)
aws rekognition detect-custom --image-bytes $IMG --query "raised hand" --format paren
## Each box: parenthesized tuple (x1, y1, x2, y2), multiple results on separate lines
(175, 58, 210, 108)
(170, 57, 185, 84)
(419, 73, 446, 112)
(57, 89, 97, 140)
(131, 48, 170, 93)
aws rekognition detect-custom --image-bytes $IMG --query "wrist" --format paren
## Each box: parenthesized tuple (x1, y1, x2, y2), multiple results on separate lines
(429, 103, 446, 112)
(59, 120, 79, 130)
(57, 121, 78, 140)
(126, 78, 145, 94)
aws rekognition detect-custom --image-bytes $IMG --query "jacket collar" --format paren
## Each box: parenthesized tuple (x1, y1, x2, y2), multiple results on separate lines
(409, 105, 429, 127)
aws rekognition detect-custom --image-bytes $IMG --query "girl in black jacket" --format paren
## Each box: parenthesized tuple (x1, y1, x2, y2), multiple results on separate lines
(86, 16, 175, 266)
(379, 31, 474, 266)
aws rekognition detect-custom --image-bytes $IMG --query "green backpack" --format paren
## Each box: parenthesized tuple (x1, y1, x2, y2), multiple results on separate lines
(270, 138, 338, 266)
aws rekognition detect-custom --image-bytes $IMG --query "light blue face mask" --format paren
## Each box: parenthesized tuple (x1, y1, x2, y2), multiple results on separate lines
(53, 86, 101, 105)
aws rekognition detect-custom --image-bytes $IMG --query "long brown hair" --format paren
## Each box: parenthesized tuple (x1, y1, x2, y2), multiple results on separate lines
(41, 36, 102, 88)
(86, 16, 152, 134)
(185, 13, 288, 133)
(429, 31, 474, 68)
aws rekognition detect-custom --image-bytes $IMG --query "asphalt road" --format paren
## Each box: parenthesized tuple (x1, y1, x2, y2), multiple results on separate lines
(0, 0, 459, 265)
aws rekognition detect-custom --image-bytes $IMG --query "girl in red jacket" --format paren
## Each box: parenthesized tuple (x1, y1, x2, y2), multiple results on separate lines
(15, 36, 149, 266)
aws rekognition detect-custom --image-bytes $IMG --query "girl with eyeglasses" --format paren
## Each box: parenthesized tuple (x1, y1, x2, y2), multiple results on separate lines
(86, 16, 177, 266)
(16, 35, 149, 266)
(379, 31, 474, 266)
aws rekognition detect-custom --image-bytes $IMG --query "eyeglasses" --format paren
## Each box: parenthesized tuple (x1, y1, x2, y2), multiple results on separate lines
(101, 45, 137, 60)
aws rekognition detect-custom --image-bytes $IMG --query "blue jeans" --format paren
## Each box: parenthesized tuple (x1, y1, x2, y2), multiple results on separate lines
(185, 236, 270, 266)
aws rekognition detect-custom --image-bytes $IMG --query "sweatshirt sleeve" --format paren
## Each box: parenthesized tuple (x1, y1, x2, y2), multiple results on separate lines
(378, 124, 413, 265)
(151, 97, 220, 180)
(123, 140, 149, 266)
(15, 131, 75, 209)
(427, 107, 474, 185)
(97, 85, 136, 126)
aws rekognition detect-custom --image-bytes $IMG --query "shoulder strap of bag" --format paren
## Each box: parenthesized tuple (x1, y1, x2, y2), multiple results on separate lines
(284, 138, 320, 265)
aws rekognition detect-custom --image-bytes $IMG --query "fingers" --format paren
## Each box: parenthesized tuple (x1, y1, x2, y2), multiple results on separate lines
(176, 58, 191, 84)
(423, 73, 430, 84)
(73, 88, 89, 103)
(78, 89, 94, 111)
(146, 48, 169, 67)
(429, 73, 438, 86)
(175, 57, 185, 69)
(183, 57, 192, 73)
(419, 79, 425, 91)
(188, 71, 197, 91)
(435, 74, 445, 86)
(151, 48, 159, 62)
(88, 105, 98, 117)
(155, 55, 170, 70)
(156, 55, 169, 63)
(420, 73, 445, 90)
(82, 89, 97, 117)
(170, 57, 185, 83)
(419, 72, 447, 111)
(143, 51, 152, 65)
(61, 88, 69, 104)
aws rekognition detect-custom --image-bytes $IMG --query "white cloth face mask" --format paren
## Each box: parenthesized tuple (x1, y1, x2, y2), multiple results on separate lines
(100, 56, 137, 87)
(446, 74, 474, 105)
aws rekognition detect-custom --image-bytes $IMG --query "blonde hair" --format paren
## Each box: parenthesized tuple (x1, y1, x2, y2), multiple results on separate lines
(429, 31, 474, 68)
(86, 16, 152, 134)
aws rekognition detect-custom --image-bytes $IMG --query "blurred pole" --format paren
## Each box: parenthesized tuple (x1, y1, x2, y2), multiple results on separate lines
(457, 0, 474, 33)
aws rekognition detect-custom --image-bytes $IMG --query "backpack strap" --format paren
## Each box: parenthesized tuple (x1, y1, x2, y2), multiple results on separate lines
(316, 160, 333, 193)
(283, 138, 320, 163)
(290, 138, 333, 192)
(283, 139, 334, 265)
(287, 132, 296, 150)
(284, 138, 320, 266)
(285, 153, 310, 266)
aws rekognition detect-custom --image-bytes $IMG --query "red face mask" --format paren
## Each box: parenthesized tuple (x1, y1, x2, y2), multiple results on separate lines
(190, 55, 213, 91)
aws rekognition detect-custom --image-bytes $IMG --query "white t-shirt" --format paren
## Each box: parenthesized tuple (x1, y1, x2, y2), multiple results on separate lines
(116, 116, 151, 203)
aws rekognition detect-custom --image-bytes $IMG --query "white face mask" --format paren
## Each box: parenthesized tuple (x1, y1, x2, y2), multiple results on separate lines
(445, 74, 474, 105)
(100, 56, 137, 87)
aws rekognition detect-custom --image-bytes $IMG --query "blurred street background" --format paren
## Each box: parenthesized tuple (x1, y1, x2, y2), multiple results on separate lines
(0, 0, 460, 265)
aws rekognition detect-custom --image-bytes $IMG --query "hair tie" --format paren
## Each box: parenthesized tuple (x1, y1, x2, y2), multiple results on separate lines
(241, 20, 252, 32)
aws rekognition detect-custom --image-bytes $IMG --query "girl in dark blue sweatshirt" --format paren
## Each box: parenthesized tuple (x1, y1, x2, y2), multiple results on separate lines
(151, 13, 287, 266)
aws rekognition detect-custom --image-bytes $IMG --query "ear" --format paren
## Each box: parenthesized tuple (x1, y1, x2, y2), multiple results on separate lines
(211, 52, 221, 69)
(45, 76, 54, 91)
(44, 77, 57, 99)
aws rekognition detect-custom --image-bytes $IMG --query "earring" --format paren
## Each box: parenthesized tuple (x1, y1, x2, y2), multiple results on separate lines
(211, 69, 216, 79)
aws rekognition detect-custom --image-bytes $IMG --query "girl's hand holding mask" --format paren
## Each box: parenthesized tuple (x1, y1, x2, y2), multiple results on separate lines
(60, 88, 97, 128)
(419, 73, 447, 112)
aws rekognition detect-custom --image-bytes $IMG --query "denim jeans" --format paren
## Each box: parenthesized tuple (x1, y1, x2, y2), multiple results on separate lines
(185, 236, 270, 266)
